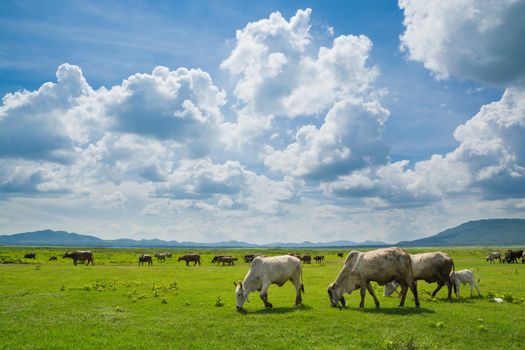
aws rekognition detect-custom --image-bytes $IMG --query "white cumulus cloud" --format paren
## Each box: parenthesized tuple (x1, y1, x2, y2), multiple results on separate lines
(399, 0, 525, 87)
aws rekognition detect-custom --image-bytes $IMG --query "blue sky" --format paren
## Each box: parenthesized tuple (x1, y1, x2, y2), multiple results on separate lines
(1, 0, 524, 243)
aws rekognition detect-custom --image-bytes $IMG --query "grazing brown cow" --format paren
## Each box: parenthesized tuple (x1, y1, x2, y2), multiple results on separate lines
(24, 252, 36, 259)
(314, 255, 325, 263)
(337, 252, 343, 258)
(138, 254, 153, 266)
(63, 251, 94, 266)
(217, 256, 237, 266)
(178, 254, 201, 266)
(327, 248, 420, 309)
(300, 254, 311, 264)
(49, 256, 57, 261)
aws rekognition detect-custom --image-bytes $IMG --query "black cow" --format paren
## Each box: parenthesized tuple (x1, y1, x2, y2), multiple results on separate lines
(243, 254, 261, 263)
(178, 254, 201, 266)
(49, 256, 57, 261)
(314, 255, 325, 263)
(337, 252, 343, 258)
(300, 254, 311, 264)
(24, 252, 36, 259)
(63, 251, 94, 266)
(139, 254, 153, 266)
(503, 250, 524, 263)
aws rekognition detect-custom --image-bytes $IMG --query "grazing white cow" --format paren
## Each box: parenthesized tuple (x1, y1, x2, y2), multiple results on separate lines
(486, 252, 501, 263)
(234, 255, 304, 311)
(327, 247, 420, 309)
(450, 269, 481, 298)
(384, 252, 455, 300)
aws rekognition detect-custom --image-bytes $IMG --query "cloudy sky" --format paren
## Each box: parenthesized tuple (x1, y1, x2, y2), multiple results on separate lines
(1, 0, 524, 243)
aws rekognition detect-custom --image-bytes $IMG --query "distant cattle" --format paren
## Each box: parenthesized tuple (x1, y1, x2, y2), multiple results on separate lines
(155, 253, 167, 262)
(243, 254, 261, 263)
(503, 250, 524, 263)
(384, 252, 455, 300)
(63, 251, 93, 266)
(314, 255, 325, 263)
(49, 256, 57, 261)
(327, 248, 420, 309)
(212, 255, 225, 263)
(300, 254, 311, 264)
(486, 252, 502, 263)
(287, 253, 301, 258)
(216, 256, 237, 266)
(337, 252, 344, 258)
(178, 254, 201, 266)
(450, 269, 481, 298)
(522, 251, 525, 264)
(24, 253, 36, 259)
(234, 255, 304, 311)
(138, 254, 153, 266)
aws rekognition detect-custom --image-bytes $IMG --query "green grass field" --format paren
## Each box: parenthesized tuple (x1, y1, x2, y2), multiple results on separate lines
(0, 247, 524, 349)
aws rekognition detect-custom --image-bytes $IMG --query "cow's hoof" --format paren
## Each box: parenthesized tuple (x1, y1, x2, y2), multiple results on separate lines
(266, 303, 273, 308)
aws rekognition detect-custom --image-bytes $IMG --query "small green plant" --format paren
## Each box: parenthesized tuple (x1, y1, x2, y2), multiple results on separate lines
(478, 325, 488, 332)
(430, 321, 444, 329)
(215, 296, 224, 307)
(384, 337, 427, 350)
(502, 292, 515, 303)
(161, 298, 168, 304)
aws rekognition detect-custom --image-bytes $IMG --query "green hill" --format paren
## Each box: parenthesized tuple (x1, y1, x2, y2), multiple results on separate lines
(398, 219, 525, 246)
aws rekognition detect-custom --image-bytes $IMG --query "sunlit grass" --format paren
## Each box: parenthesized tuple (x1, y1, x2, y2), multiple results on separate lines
(0, 247, 524, 349)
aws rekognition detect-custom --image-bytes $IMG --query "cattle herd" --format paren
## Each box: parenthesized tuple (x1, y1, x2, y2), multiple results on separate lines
(19, 247, 525, 311)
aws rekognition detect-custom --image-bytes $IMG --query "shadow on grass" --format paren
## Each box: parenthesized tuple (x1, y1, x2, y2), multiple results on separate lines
(249, 304, 313, 315)
(356, 306, 435, 315)
(449, 295, 484, 303)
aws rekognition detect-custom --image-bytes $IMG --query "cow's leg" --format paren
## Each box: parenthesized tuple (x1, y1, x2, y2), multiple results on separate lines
(470, 281, 481, 297)
(398, 283, 408, 307)
(445, 281, 452, 301)
(359, 281, 367, 308)
(410, 281, 420, 307)
(431, 282, 444, 298)
(291, 273, 302, 305)
(455, 281, 461, 299)
(260, 281, 272, 308)
(366, 282, 380, 308)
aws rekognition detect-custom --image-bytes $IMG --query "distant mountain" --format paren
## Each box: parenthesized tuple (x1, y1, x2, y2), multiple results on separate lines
(0, 230, 385, 248)
(398, 219, 525, 246)
(263, 240, 386, 248)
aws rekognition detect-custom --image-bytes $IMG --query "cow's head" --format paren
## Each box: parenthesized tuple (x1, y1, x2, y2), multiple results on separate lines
(234, 281, 249, 311)
(327, 282, 346, 308)
(62, 252, 69, 259)
(383, 281, 399, 297)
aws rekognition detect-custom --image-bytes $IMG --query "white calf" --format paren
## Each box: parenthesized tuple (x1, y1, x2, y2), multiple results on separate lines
(450, 269, 481, 298)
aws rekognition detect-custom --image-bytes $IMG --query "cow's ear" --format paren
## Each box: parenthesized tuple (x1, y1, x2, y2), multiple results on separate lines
(233, 281, 237, 287)
(239, 281, 243, 288)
